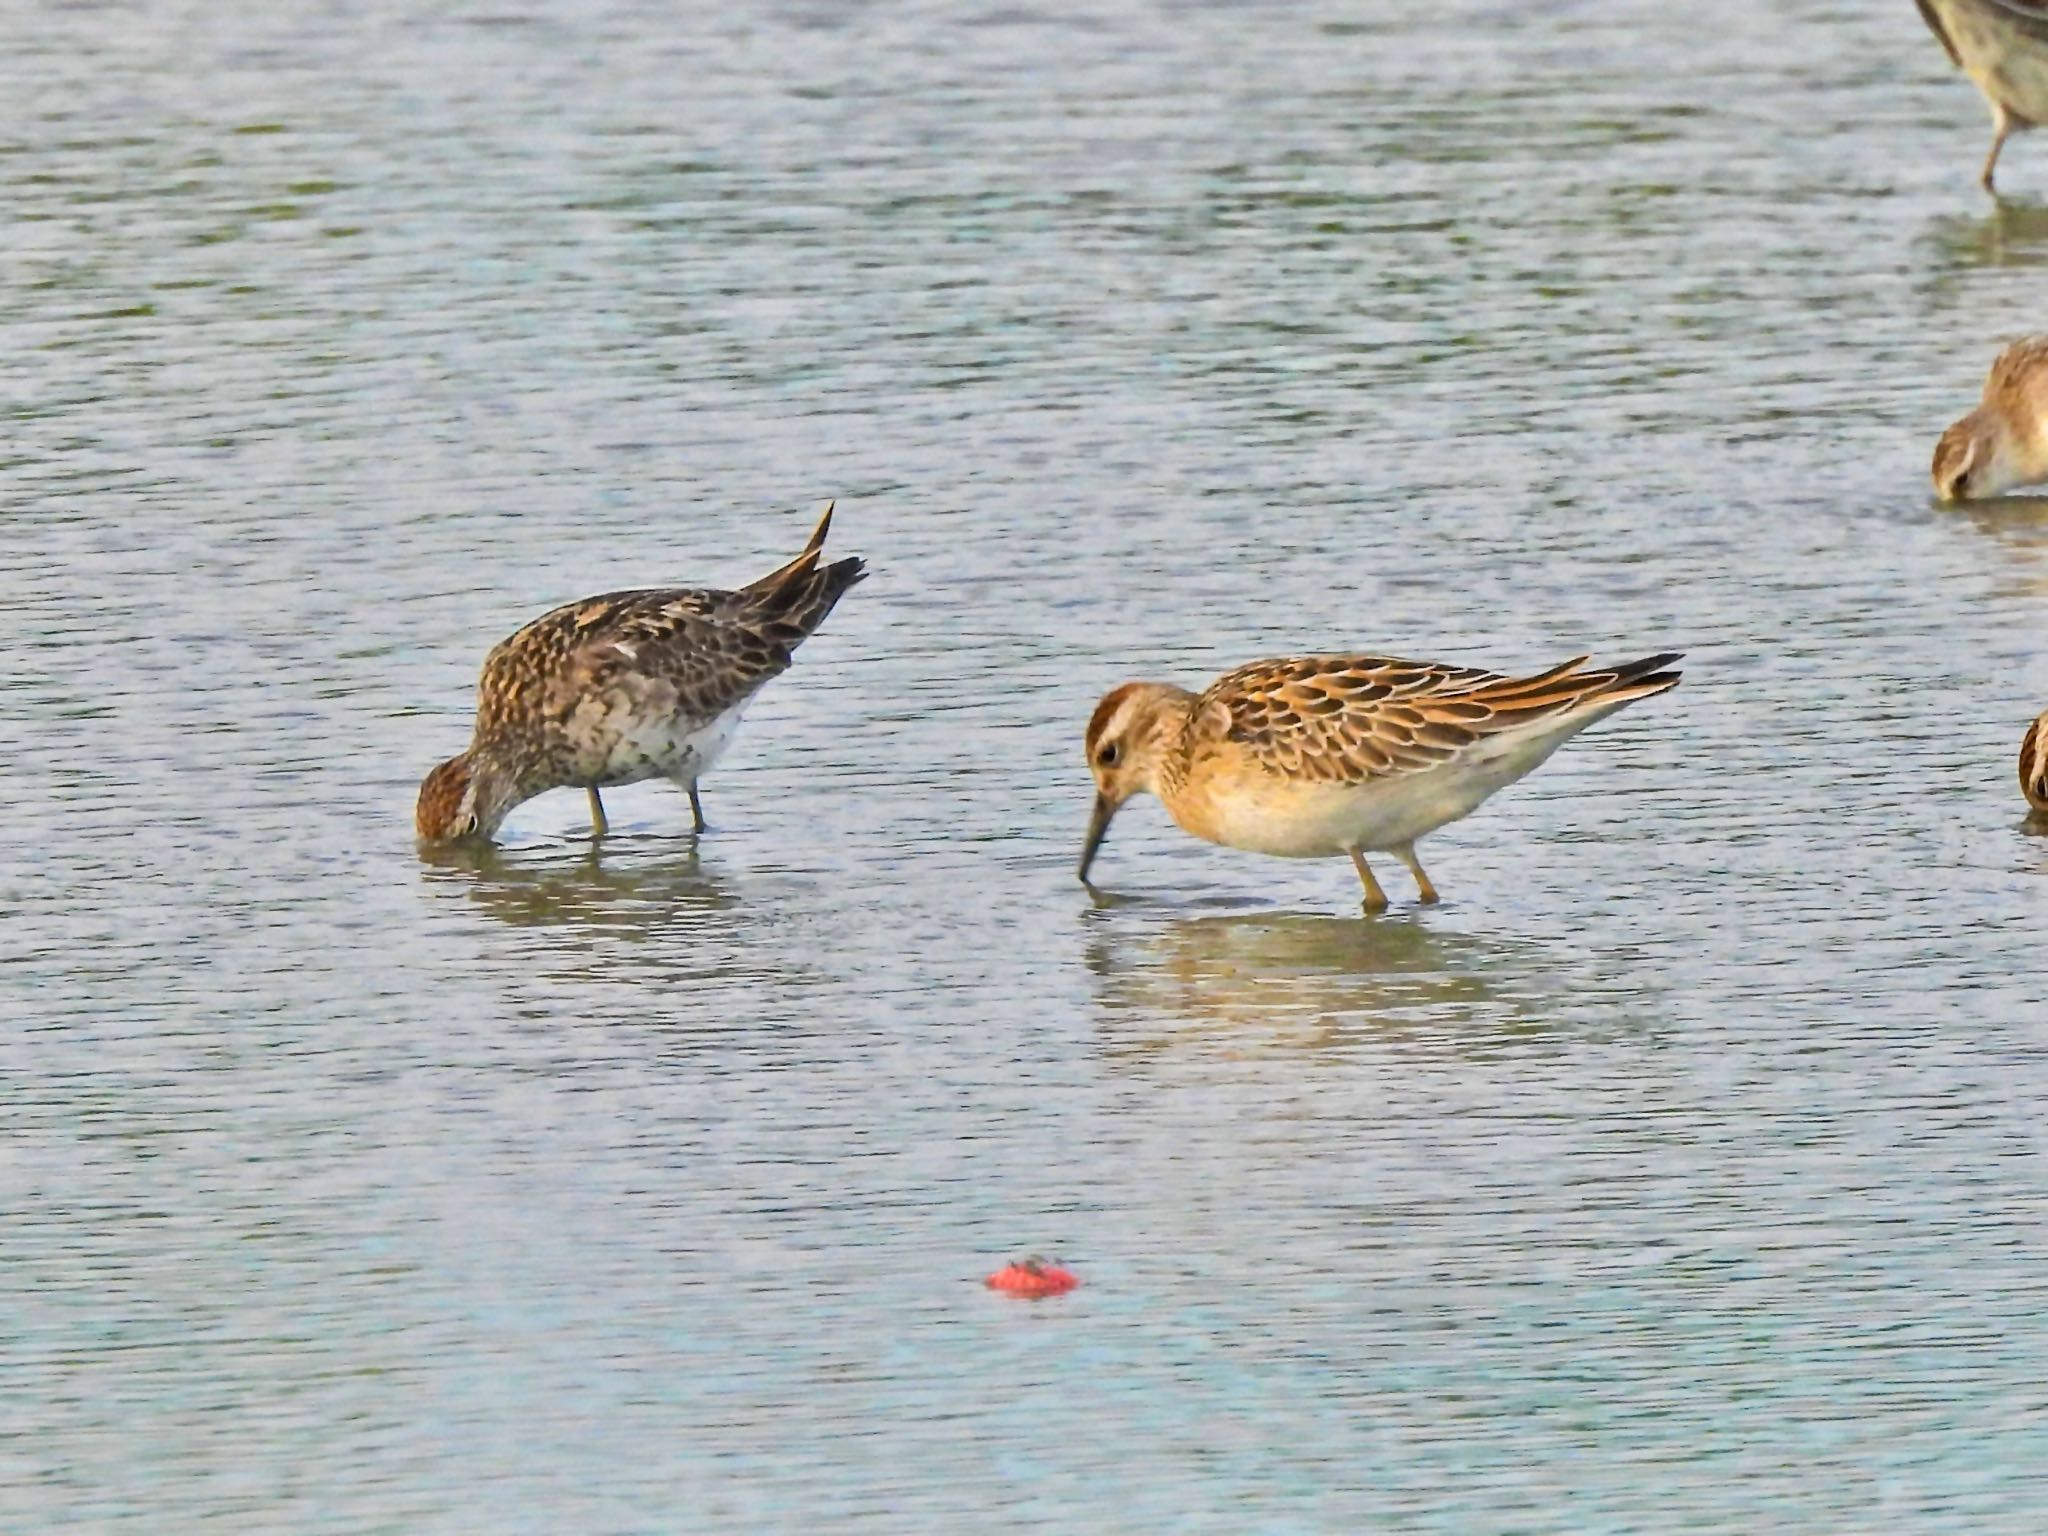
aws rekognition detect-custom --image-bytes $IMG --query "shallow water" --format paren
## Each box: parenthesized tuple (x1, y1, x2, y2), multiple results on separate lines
(7, 0, 2048, 1529)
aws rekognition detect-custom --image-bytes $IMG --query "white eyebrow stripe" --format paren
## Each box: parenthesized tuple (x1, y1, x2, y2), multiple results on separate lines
(1102, 695, 1143, 743)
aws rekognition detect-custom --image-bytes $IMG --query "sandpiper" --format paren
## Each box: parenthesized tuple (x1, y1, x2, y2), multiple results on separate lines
(1079, 649, 1682, 910)
(2023, 710, 2048, 812)
(1933, 335, 2048, 500)
(1917, 0, 2048, 194)
(416, 504, 864, 844)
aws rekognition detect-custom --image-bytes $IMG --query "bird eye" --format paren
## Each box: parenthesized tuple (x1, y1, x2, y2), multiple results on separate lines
(462, 813, 480, 836)
(1096, 742, 1121, 767)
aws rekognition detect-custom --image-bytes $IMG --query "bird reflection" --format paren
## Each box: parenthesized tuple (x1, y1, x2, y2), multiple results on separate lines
(1948, 493, 2048, 543)
(414, 840, 830, 1053)
(1925, 202, 2048, 270)
(417, 834, 738, 936)
(1942, 495, 2048, 600)
(1081, 905, 1565, 1057)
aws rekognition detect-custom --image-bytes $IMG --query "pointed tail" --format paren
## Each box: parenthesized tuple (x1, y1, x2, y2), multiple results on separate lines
(1469, 652, 1682, 728)
(740, 501, 867, 642)
(740, 501, 837, 596)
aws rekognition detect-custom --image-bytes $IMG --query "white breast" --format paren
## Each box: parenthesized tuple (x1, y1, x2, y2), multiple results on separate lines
(600, 698, 751, 787)
(1190, 714, 1601, 858)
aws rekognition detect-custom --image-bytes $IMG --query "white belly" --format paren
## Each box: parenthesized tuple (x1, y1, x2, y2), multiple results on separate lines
(1191, 768, 1506, 857)
(595, 700, 748, 788)
(1187, 723, 1588, 858)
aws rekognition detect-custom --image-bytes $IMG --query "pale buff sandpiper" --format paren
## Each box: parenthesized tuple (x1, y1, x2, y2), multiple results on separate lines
(1933, 335, 2048, 500)
(416, 504, 864, 844)
(1079, 650, 1682, 911)
(1917, 0, 2048, 193)
(2023, 710, 2048, 812)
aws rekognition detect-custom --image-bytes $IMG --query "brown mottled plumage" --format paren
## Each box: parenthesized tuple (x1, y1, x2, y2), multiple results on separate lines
(416, 504, 864, 844)
(1917, 0, 2048, 192)
(2023, 710, 2048, 812)
(1933, 335, 2048, 500)
(1079, 650, 1681, 911)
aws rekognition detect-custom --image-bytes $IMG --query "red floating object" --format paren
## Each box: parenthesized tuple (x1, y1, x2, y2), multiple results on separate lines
(985, 1257, 1080, 1297)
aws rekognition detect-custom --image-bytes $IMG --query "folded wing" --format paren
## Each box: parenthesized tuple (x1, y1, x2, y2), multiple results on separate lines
(1196, 652, 1683, 784)
(1919, 0, 2048, 57)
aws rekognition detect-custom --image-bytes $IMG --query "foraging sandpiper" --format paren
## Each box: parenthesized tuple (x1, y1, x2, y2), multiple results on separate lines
(416, 504, 864, 844)
(1079, 650, 1681, 910)
(1933, 336, 2048, 500)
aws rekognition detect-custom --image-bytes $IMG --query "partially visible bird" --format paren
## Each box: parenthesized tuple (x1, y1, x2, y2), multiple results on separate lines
(1932, 335, 2048, 500)
(416, 504, 864, 844)
(2023, 709, 2048, 813)
(1079, 649, 1681, 911)
(1916, 0, 2048, 194)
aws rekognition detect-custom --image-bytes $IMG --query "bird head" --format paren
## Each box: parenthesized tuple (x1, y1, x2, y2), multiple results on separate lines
(1078, 681, 1193, 882)
(415, 751, 519, 844)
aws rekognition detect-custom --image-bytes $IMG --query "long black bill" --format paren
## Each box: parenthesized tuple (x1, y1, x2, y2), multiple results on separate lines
(1078, 793, 1118, 884)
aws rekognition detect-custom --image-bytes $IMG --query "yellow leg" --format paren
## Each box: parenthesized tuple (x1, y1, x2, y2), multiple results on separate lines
(1394, 844, 1440, 905)
(1348, 849, 1389, 913)
(1983, 105, 2015, 195)
(587, 787, 609, 837)
(687, 781, 706, 834)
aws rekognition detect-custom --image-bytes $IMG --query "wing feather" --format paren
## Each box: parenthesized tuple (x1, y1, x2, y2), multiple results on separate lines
(1982, 0, 2048, 44)
(478, 586, 797, 736)
(1921, 0, 2048, 59)
(1193, 652, 1681, 785)
(1918, 0, 1964, 65)
(1985, 335, 2048, 400)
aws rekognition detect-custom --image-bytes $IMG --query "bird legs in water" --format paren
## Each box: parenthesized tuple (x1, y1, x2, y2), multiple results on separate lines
(1348, 846, 1440, 913)
(1348, 849, 1389, 913)
(1984, 101, 2022, 195)
(1394, 844, 1440, 905)
(586, 784, 708, 838)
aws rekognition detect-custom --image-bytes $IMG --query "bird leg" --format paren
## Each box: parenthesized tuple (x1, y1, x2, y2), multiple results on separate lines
(687, 781, 707, 834)
(1983, 103, 2017, 195)
(1348, 849, 1389, 913)
(586, 787, 609, 838)
(1394, 844, 1440, 905)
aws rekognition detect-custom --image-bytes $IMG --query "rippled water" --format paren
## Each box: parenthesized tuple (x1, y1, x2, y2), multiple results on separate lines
(8, 0, 2048, 1529)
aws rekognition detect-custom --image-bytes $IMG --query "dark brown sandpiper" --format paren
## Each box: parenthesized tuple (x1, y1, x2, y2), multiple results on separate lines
(416, 504, 864, 844)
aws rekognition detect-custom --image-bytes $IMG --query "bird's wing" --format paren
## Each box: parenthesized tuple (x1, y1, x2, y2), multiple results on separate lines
(1188, 652, 1680, 785)
(1923, 0, 2048, 57)
(1985, 0, 2048, 43)
(479, 587, 797, 733)
(2023, 711, 2048, 811)
(1985, 334, 2048, 399)
(1918, 0, 1964, 65)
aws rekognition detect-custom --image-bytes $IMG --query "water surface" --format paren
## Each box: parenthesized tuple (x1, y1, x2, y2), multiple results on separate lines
(6, 1, 2048, 1530)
